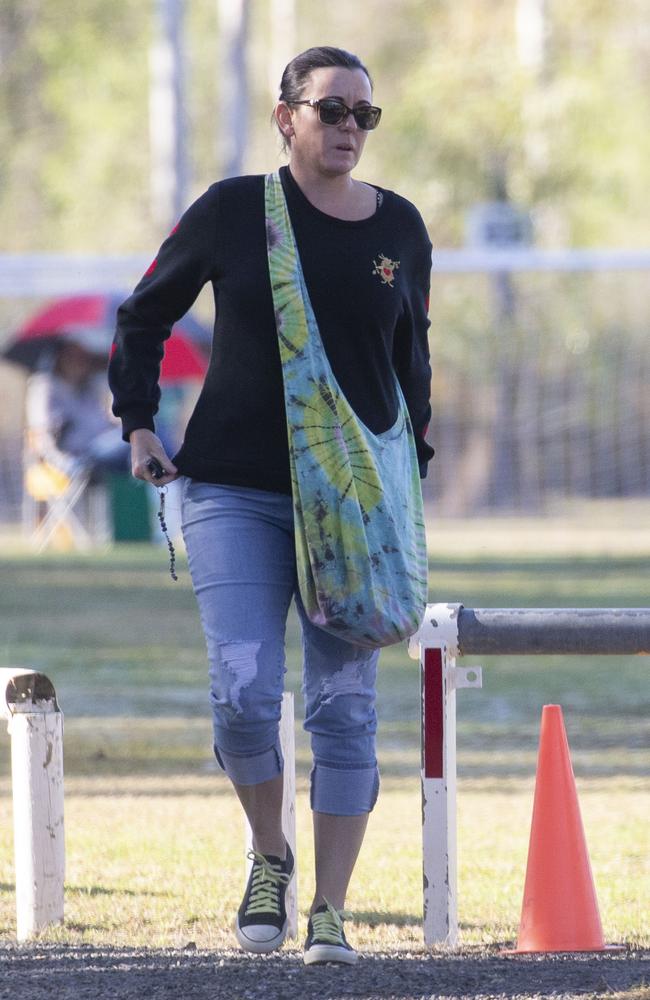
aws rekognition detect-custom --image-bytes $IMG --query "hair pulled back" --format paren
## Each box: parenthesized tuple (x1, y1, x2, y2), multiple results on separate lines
(275, 46, 373, 150)
(278, 46, 373, 103)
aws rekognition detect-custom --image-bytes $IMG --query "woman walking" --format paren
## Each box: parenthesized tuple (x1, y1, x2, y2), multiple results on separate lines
(109, 45, 433, 963)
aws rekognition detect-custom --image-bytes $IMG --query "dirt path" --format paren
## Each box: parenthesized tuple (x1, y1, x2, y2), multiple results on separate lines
(1, 945, 648, 1000)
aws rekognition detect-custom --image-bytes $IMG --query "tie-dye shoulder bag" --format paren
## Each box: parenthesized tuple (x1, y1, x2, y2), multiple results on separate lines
(265, 172, 428, 648)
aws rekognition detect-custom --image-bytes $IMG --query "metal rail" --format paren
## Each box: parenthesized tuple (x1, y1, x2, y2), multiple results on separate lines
(455, 606, 650, 656)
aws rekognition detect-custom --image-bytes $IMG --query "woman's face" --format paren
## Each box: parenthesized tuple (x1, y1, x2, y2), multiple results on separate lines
(282, 66, 374, 178)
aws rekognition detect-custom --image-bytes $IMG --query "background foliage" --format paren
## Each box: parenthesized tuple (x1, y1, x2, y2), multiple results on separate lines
(1, 0, 649, 253)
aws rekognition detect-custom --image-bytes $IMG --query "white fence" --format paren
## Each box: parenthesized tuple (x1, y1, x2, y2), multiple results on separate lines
(6, 608, 647, 945)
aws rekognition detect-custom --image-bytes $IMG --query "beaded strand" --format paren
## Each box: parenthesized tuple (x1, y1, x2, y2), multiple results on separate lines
(156, 486, 178, 581)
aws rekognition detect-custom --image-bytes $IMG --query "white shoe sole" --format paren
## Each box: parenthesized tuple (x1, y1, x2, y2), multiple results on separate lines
(235, 919, 288, 954)
(303, 943, 358, 965)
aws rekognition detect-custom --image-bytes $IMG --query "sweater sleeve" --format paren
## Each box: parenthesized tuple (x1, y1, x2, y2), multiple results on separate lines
(109, 184, 219, 441)
(392, 230, 435, 478)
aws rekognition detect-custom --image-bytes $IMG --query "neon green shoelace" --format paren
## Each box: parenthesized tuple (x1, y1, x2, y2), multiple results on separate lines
(311, 899, 353, 945)
(244, 850, 291, 917)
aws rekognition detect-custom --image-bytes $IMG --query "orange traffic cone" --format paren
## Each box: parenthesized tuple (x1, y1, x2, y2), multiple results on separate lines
(505, 704, 619, 953)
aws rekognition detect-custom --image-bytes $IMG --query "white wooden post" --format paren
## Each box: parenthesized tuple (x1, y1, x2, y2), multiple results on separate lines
(0, 669, 65, 941)
(279, 692, 297, 938)
(420, 642, 458, 946)
(245, 691, 297, 938)
(409, 604, 482, 947)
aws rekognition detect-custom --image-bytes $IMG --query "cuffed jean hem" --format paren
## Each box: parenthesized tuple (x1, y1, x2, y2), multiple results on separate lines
(214, 740, 284, 786)
(310, 763, 380, 816)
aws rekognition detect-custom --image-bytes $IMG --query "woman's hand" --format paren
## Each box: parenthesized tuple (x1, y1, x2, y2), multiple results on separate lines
(129, 428, 179, 486)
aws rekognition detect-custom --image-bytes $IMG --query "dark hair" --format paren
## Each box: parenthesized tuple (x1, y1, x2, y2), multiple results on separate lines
(275, 46, 373, 150)
(278, 46, 373, 103)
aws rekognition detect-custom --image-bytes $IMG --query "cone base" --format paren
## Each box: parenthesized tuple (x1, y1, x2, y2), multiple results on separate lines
(500, 944, 625, 955)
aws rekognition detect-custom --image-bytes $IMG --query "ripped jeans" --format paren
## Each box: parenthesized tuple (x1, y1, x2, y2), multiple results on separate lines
(180, 480, 380, 816)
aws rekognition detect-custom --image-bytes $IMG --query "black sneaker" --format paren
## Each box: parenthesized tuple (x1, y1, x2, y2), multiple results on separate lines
(303, 900, 358, 965)
(235, 845, 294, 954)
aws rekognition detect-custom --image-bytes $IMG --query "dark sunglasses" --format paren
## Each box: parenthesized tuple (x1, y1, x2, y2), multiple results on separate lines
(290, 98, 382, 131)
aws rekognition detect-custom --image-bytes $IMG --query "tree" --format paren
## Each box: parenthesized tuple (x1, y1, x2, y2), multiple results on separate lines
(0, 0, 649, 251)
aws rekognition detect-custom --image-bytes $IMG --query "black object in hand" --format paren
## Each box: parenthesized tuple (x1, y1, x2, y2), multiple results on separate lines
(147, 457, 165, 480)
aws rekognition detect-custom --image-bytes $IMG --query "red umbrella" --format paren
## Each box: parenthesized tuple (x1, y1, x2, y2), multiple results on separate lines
(3, 293, 209, 383)
(110, 332, 207, 382)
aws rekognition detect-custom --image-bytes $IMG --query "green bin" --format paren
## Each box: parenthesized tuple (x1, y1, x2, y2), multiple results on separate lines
(108, 473, 152, 542)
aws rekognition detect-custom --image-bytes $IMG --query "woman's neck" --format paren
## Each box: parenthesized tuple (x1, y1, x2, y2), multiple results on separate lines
(287, 162, 375, 222)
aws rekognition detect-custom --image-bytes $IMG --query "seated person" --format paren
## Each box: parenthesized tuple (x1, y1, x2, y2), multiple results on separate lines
(26, 339, 130, 481)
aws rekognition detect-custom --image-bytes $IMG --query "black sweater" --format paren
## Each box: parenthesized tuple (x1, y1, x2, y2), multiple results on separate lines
(109, 165, 434, 494)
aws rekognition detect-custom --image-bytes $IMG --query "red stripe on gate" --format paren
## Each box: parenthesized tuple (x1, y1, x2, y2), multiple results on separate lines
(423, 647, 444, 778)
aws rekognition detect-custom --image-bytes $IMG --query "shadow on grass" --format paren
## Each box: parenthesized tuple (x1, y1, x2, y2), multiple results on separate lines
(3, 756, 646, 785)
(52, 922, 113, 934)
(428, 554, 650, 575)
(66, 884, 168, 899)
(352, 910, 420, 928)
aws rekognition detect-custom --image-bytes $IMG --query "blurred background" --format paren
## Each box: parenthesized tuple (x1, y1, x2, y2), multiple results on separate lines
(1, 0, 649, 539)
(1, 2, 648, 951)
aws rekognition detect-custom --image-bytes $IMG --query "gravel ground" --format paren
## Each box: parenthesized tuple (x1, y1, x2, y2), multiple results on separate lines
(0, 945, 647, 1000)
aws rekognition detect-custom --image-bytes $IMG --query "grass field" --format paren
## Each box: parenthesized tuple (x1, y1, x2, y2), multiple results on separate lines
(0, 512, 648, 953)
